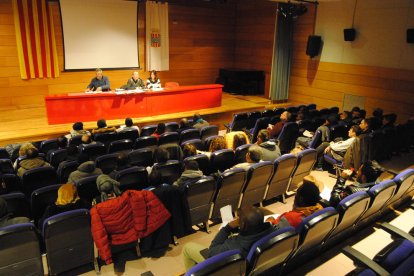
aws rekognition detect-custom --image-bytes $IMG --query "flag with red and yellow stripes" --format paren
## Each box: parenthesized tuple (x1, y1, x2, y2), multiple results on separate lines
(12, 0, 59, 80)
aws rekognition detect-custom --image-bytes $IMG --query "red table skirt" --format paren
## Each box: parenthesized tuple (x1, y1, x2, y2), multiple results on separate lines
(45, 84, 223, 124)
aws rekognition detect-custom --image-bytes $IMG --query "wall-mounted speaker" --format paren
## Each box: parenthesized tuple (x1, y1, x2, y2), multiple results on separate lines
(306, 35, 321, 58)
(407, 29, 414, 43)
(344, 28, 356, 41)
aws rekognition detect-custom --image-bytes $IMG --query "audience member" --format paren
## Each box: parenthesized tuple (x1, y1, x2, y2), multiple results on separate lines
(109, 153, 131, 179)
(13, 142, 37, 169)
(68, 154, 103, 184)
(230, 145, 262, 171)
(267, 111, 291, 138)
(198, 136, 227, 158)
(81, 134, 93, 145)
(192, 113, 209, 129)
(266, 177, 324, 228)
(125, 71, 145, 90)
(147, 148, 169, 174)
(182, 206, 275, 270)
(146, 70, 161, 89)
(116, 117, 140, 135)
(92, 119, 116, 135)
(183, 143, 197, 159)
(231, 133, 248, 151)
(338, 111, 352, 126)
(255, 129, 281, 161)
(93, 174, 122, 205)
(151, 123, 166, 140)
(17, 147, 51, 177)
(371, 108, 383, 130)
(382, 113, 397, 130)
(0, 197, 30, 227)
(296, 116, 334, 148)
(177, 118, 193, 134)
(224, 131, 250, 151)
(359, 118, 373, 135)
(86, 68, 110, 92)
(67, 122, 91, 139)
(39, 183, 84, 228)
(173, 160, 203, 188)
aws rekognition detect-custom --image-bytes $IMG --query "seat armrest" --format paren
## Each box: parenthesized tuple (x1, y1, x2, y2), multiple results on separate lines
(341, 246, 390, 276)
(379, 222, 414, 242)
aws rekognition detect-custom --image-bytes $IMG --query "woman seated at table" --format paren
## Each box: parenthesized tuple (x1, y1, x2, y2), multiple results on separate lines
(146, 70, 161, 89)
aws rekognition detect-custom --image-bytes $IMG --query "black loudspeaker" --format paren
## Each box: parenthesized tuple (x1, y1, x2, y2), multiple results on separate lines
(306, 35, 321, 58)
(407, 29, 414, 43)
(344, 28, 356, 41)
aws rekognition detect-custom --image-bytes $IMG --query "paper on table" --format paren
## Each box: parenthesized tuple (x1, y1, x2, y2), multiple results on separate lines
(220, 205, 233, 229)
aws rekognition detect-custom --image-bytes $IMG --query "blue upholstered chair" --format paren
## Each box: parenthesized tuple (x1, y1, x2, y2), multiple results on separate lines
(95, 153, 118, 174)
(108, 139, 134, 153)
(115, 166, 148, 191)
(225, 112, 249, 133)
(200, 125, 219, 142)
(288, 149, 316, 193)
(210, 149, 235, 173)
(265, 154, 297, 203)
(240, 161, 273, 208)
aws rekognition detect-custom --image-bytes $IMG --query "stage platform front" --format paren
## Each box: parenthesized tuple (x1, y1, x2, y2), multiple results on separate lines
(0, 92, 290, 146)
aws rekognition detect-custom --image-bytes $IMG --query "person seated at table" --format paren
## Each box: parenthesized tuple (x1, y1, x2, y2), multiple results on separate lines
(86, 68, 110, 92)
(151, 123, 166, 140)
(116, 117, 140, 135)
(92, 119, 116, 135)
(146, 70, 161, 89)
(124, 71, 145, 90)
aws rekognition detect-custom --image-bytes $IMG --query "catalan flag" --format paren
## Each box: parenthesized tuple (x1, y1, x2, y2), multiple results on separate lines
(12, 0, 59, 80)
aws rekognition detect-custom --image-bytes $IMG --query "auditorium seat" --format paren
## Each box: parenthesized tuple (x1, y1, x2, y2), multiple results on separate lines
(270, 114, 281, 125)
(180, 129, 200, 144)
(185, 176, 216, 232)
(246, 226, 298, 275)
(329, 106, 339, 114)
(277, 122, 299, 154)
(312, 117, 325, 130)
(234, 144, 251, 164)
(140, 125, 157, 137)
(250, 117, 270, 143)
(184, 249, 245, 276)
(39, 138, 59, 154)
(57, 160, 79, 183)
(210, 149, 235, 173)
(68, 135, 83, 147)
(165, 122, 179, 133)
(75, 175, 100, 203)
(240, 161, 273, 208)
(184, 154, 211, 176)
(95, 153, 118, 174)
(211, 168, 246, 219)
(134, 136, 158, 150)
(298, 119, 315, 133)
(21, 167, 57, 197)
(265, 154, 297, 203)
(225, 112, 249, 132)
(386, 169, 414, 209)
(48, 148, 68, 168)
(116, 129, 139, 141)
(203, 135, 220, 151)
(30, 184, 62, 225)
(93, 132, 117, 148)
(0, 158, 14, 174)
(261, 109, 276, 118)
(79, 142, 106, 161)
(318, 108, 330, 118)
(159, 132, 180, 146)
(200, 125, 219, 142)
(0, 192, 31, 218)
(181, 139, 204, 151)
(161, 143, 183, 161)
(246, 111, 262, 130)
(128, 148, 154, 167)
(115, 166, 148, 191)
(307, 103, 317, 110)
(42, 209, 96, 275)
(307, 129, 322, 149)
(0, 174, 21, 194)
(308, 109, 320, 119)
(286, 106, 298, 114)
(273, 107, 285, 116)
(370, 129, 386, 161)
(152, 160, 182, 184)
(15, 153, 46, 170)
(0, 223, 43, 275)
(0, 148, 10, 159)
(329, 124, 348, 142)
(108, 139, 134, 153)
(288, 149, 317, 193)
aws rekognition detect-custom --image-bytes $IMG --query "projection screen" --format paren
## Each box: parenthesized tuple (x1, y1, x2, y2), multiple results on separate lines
(59, 0, 139, 70)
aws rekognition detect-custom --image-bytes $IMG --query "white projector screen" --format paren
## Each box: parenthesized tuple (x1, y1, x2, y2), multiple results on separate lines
(59, 0, 139, 70)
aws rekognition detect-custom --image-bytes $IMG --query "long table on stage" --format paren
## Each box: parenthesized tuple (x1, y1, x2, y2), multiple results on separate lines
(45, 84, 223, 124)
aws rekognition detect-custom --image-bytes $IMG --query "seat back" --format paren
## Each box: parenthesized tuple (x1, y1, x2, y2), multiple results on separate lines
(48, 148, 68, 168)
(40, 139, 59, 154)
(108, 139, 134, 153)
(212, 168, 246, 219)
(0, 174, 21, 194)
(57, 160, 79, 183)
(93, 132, 117, 147)
(273, 108, 285, 116)
(0, 158, 15, 174)
(115, 166, 148, 191)
(165, 122, 179, 133)
(140, 124, 157, 137)
(246, 111, 262, 130)
(298, 119, 315, 132)
(134, 136, 158, 150)
(329, 191, 371, 238)
(387, 169, 414, 208)
(228, 112, 249, 132)
(0, 148, 10, 159)
(180, 129, 200, 144)
(184, 154, 211, 176)
(95, 153, 118, 174)
(203, 135, 220, 151)
(265, 154, 297, 201)
(43, 209, 93, 275)
(286, 106, 298, 114)
(181, 139, 204, 151)
(210, 149, 235, 173)
(288, 149, 317, 193)
(116, 129, 139, 141)
(295, 207, 339, 256)
(234, 144, 251, 164)
(184, 249, 245, 276)
(0, 223, 43, 275)
(22, 167, 57, 197)
(185, 176, 216, 226)
(80, 142, 106, 161)
(153, 160, 182, 184)
(307, 104, 316, 110)
(160, 144, 183, 161)
(251, 117, 270, 144)
(369, 130, 386, 161)
(128, 148, 154, 167)
(277, 122, 299, 154)
(165, 82, 179, 88)
(159, 132, 180, 146)
(30, 184, 62, 224)
(75, 175, 100, 202)
(247, 227, 299, 276)
(261, 109, 276, 118)
(68, 135, 83, 147)
(308, 109, 320, 119)
(0, 192, 31, 218)
(330, 125, 348, 141)
(241, 162, 273, 208)
(308, 129, 322, 149)
(200, 125, 219, 141)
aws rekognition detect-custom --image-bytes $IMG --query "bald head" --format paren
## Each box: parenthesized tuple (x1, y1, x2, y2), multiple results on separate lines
(238, 206, 264, 233)
(132, 71, 139, 80)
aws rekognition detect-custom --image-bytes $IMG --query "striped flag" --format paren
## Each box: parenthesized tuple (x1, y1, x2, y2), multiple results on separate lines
(12, 0, 59, 80)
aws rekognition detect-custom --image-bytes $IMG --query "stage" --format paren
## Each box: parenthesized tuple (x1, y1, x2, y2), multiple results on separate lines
(0, 92, 289, 146)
